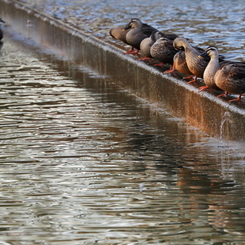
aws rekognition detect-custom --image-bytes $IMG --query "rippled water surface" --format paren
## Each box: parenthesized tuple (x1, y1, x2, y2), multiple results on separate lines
(1, 25, 245, 244)
(20, 0, 245, 61)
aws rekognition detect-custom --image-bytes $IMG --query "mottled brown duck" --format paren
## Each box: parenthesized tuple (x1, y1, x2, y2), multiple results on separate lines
(173, 37, 210, 83)
(199, 46, 245, 102)
(140, 31, 178, 61)
(150, 37, 178, 68)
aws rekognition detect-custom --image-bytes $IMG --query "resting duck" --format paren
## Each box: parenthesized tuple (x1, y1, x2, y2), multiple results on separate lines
(164, 46, 209, 80)
(110, 24, 130, 45)
(164, 50, 193, 76)
(110, 19, 158, 55)
(150, 37, 178, 68)
(173, 37, 209, 83)
(0, 18, 5, 40)
(139, 31, 162, 61)
(199, 46, 245, 102)
(140, 31, 178, 61)
(124, 18, 158, 55)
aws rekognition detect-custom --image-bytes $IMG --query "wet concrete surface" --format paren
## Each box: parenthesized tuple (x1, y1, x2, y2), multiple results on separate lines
(0, 17, 245, 245)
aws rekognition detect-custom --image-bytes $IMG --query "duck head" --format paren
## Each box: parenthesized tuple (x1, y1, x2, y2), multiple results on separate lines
(124, 18, 142, 30)
(173, 37, 188, 51)
(199, 46, 218, 58)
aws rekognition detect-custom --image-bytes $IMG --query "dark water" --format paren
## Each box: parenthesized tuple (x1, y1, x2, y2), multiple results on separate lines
(1, 25, 245, 244)
(20, 0, 245, 62)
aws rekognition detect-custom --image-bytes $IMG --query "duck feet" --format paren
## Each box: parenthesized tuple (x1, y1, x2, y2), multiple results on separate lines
(184, 75, 194, 80)
(153, 62, 165, 68)
(138, 57, 152, 62)
(229, 94, 242, 102)
(186, 76, 197, 83)
(124, 47, 140, 56)
(217, 91, 229, 98)
(163, 65, 175, 74)
(198, 86, 210, 92)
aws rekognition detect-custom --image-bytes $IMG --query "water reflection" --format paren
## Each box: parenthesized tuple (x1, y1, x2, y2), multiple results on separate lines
(1, 29, 245, 244)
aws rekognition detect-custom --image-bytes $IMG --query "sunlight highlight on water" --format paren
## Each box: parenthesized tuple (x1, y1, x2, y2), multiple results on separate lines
(1, 2, 245, 243)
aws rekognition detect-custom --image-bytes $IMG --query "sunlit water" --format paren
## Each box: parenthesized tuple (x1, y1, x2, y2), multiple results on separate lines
(20, 0, 245, 62)
(0, 24, 245, 244)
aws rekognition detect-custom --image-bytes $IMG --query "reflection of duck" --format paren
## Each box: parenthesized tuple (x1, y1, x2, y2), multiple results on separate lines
(200, 46, 245, 102)
(173, 37, 209, 83)
(150, 37, 178, 68)
(0, 18, 5, 40)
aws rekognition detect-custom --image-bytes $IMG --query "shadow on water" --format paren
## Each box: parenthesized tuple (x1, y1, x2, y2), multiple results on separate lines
(1, 30, 245, 244)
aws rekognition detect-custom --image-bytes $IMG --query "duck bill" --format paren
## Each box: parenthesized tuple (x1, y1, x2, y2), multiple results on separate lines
(123, 24, 131, 31)
(198, 52, 208, 58)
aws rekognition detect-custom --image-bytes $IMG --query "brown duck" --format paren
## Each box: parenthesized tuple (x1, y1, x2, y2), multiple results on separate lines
(199, 46, 245, 101)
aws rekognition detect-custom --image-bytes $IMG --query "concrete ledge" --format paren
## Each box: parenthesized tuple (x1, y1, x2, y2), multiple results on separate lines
(0, 0, 245, 141)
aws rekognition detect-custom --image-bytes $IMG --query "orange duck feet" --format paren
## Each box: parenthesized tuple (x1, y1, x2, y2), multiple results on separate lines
(187, 76, 197, 83)
(163, 65, 175, 74)
(198, 86, 210, 92)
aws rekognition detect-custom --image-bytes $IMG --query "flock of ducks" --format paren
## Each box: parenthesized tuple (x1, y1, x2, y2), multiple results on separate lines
(110, 18, 245, 102)
(1, 16, 244, 103)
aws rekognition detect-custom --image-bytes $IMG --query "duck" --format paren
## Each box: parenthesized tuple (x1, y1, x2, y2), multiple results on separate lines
(164, 50, 193, 76)
(124, 18, 158, 55)
(110, 19, 158, 55)
(0, 18, 5, 40)
(139, 31, 178, 61)
(173, 37, 210, 83)
(198, 46, 227, 91)
(164, 46, 208, 80)
(139, 31, 162, 61)
(150, 36, 178, 68)
(110, 24, 130, 45)
(199, 46, 245, 102)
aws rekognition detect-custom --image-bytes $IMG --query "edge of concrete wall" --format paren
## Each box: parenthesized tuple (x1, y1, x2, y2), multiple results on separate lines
(0, 0, 245, 141)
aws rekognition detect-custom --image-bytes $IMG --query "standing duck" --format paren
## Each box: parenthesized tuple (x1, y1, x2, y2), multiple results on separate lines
(173, 37, 209, 83)
(150, 37, 178, 68)
(199, 46, 245, 102)
(198, 46, 226, 91)
(124, 18, 158, 55)
(0, 18, 5, 40)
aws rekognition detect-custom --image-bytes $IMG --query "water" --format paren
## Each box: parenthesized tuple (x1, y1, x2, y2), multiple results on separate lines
(19, 0, 245, 62)
(0, 25, 245, 245)
(1, 2, 245, 245)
